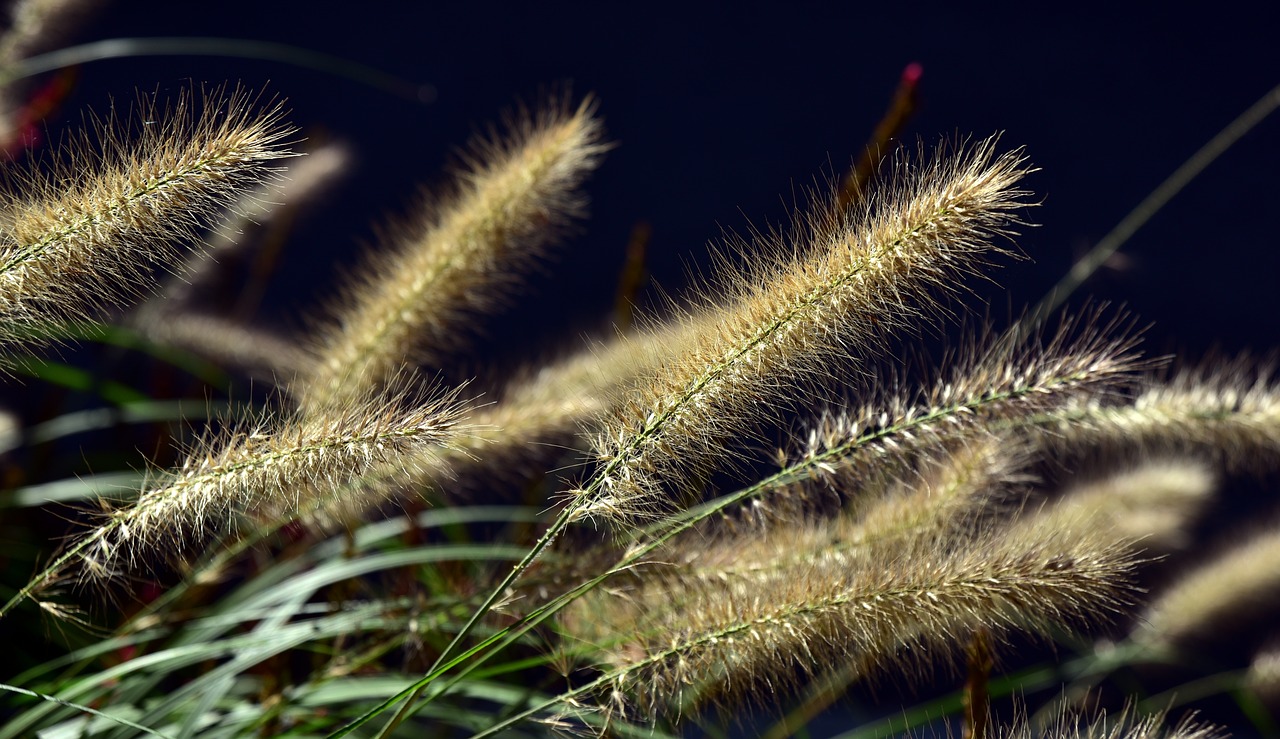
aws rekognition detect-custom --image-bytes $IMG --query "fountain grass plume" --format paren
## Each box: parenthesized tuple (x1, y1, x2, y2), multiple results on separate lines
(575, 137, 1033, 525)
(0, 86, 293, 354)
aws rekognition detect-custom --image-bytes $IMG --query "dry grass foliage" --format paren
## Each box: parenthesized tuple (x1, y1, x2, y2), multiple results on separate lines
(1, 28, 1278, 736)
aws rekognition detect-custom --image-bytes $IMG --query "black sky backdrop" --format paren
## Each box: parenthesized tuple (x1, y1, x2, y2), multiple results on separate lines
(34, 1, 1280, 380)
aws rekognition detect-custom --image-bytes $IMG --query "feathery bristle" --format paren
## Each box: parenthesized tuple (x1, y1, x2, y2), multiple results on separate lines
(990, 708, 1223, 739)
(776, 309, 1146, 510)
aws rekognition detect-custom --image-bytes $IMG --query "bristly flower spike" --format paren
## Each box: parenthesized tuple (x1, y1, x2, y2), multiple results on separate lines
(576, 137, 1033, 524)
(296, 97, 608, 414)
(0, 86, 294, 353)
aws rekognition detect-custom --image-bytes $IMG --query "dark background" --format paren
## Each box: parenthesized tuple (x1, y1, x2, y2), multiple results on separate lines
(30, 0, 1280, 370)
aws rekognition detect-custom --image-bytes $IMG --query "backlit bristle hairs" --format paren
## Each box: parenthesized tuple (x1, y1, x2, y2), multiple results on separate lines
(81, 381, 469, 582)
(0, 85, 301, 608)
(561, 498, 1141, 720)
(0, 85, 293, 355)
(294, 96, 608, 415)
(572, 136, 1032, 525)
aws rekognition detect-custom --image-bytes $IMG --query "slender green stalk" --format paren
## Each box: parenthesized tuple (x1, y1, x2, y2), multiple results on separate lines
(0, 527, 104, 620)
(1027, 82, 1280, 329)
(3, 37, 428, 100)
(0, 684, 175, 738)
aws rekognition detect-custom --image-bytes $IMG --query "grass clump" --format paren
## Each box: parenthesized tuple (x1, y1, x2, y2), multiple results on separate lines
(1, 7, 1279, 737)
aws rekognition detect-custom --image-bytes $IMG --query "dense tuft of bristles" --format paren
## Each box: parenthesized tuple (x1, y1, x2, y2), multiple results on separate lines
(5, 77, 1277, 738)
(563, 504, 1138, 718)
(787, 309, 1147, 509)
(0, 87, 293, 351)
(295, 98, 608, 414)
(577, 138, 1032, 524)
(1033, 358, 1280, 469)
(78, 384, 467, 580)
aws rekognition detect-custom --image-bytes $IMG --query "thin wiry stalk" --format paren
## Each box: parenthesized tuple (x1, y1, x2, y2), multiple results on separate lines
(295, 97, 608, 414)
(578, 137, 1031, 524)
(0, 86, 293, 351)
